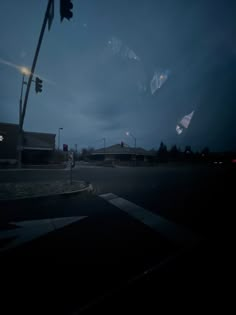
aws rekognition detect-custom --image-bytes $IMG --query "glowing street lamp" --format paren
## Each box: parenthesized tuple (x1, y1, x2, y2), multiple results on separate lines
(18, 67, 29, 124)
(19, 66, 31, 76)
(18, 66, 30, 168)
(126, 131, 136, 147)
(126, 131, 137, 166)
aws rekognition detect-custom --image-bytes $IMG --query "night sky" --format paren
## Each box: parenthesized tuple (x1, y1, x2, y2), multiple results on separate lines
(0, 0, 235, 152)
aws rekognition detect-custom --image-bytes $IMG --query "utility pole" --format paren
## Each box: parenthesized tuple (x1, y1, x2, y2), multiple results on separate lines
(19, 74, 26, 126)
(134, 136, 137, 167)
(17, 0, 74, 167)
(126, 132, 137, 166)
(58, 127, 63, 150)
(18, 0, 54, 168)
(103, 138, 106, 154)
(17, 73, 27, 168)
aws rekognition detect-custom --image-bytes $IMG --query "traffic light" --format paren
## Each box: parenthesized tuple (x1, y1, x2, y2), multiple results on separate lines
(60, 0, 73, 21)
(35, 77, 43, 93)
(121, 141, 124, 147)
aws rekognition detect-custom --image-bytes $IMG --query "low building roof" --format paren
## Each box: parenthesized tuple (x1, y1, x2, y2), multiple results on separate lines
(92, 144, 155, 156)
(0, 122, 55, 151)
(23, 131, 55, 150)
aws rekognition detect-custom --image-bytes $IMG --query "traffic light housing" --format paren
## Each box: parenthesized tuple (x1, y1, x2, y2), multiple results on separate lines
(121, 141, 124, 147)
(60, 0, 73, 21)
(35, 77, 43, 93)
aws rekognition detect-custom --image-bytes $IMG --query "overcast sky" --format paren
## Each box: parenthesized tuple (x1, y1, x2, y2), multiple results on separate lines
(0, 0, 235, 152)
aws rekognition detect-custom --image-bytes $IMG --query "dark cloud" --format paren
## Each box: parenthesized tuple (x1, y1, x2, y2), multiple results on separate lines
(0, 0, 235, 151)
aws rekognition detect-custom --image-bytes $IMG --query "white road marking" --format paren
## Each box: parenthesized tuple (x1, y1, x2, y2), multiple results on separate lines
(100, 193, 199, 245)
(0, 216, 87, 252)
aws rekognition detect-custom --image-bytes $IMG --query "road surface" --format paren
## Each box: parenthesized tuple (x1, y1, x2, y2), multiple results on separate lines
(0, 164, 232, 314)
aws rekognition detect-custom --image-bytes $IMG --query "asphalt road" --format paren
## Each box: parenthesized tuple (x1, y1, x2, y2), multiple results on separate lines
(0, 164, 233, 314)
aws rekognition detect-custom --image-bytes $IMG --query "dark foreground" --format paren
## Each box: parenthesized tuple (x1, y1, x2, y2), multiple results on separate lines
(0, 164, 233, 314)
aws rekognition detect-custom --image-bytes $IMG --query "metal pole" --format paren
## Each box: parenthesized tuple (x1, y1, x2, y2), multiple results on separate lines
(70, 160, 72, 185)
(130, 133, 137, 167)
(58, 128, 60, 150)
(103, 138, 106, 153)
(18, 0, 53, 167)
(17, 74, 26, 168)
(19, 74, 25, 125)
(58, 127, 63, 150)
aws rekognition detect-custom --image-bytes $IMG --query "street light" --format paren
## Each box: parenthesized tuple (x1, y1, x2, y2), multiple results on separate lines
(126, 131, 137, 166)
(102, 138, 106, 154)
(19, 67, 29, 125)
(20, 66, 31, 76)
(17, 66, 29, 168)
(58, 127, 63, 150)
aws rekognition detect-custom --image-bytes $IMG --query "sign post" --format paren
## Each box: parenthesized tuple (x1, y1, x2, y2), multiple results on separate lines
(68, 151, 74, 185)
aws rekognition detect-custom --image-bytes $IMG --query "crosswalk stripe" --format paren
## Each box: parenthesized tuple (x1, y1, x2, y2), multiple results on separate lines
(99, 193, 200, 245)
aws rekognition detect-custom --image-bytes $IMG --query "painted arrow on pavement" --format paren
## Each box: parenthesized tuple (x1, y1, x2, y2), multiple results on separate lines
(0, 216, 87, 252)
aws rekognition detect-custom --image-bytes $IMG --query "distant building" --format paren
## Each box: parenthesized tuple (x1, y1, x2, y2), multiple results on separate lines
(0, 122, 19, 164)
(0, 122, 55, 165)
(89, 143, 155, 165)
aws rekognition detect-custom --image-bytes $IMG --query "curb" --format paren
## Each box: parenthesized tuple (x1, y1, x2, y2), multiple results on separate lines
(0, 168, 67, 172)
(0, 182, 93, 202)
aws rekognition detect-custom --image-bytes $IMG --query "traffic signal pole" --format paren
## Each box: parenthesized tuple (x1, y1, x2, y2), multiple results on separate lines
(19, 74, 26, 127)
(18, 0, 53, 168)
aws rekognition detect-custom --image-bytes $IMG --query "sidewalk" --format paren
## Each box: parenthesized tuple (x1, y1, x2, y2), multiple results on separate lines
(0, 180, 91, 201)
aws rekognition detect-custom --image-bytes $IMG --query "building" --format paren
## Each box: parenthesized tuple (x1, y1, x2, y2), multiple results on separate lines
(0, 122, 56, 165)
(0, 122, 19, 164)
(89, 143, 155, 165)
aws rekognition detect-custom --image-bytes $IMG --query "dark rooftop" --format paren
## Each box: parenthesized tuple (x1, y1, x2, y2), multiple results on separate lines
(93, 144, 155, 156)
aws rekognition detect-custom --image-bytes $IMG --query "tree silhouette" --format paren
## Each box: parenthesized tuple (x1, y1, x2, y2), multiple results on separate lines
(184, 145, 192, 154)
(169, 145, 179, 158)
(158, 141, 167, 153)
(158, 141, 168, 162)
(201, 147, 210, 156)
(80, 147, 94, 160)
